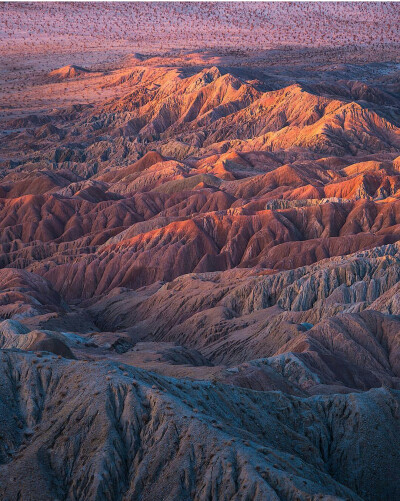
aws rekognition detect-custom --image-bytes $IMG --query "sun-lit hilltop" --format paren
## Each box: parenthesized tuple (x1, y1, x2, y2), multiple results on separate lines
(48, 64, 91, 80)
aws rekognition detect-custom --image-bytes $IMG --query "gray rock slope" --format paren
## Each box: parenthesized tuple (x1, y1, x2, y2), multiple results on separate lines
(0, 350, 399, 501)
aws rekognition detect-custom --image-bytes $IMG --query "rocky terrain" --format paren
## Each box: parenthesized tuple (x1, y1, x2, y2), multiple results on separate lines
(1, 3, 400, 500)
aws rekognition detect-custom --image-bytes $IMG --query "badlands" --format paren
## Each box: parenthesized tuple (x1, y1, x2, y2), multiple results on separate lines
(0, 2, 400, 500)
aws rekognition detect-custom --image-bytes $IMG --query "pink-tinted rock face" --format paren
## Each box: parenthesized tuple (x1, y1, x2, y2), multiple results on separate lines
(1, 4, 400, 499)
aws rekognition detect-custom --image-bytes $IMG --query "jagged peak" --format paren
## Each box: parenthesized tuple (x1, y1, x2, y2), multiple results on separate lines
(201, 65, 222, 80)
(185, 66, 223, 91)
